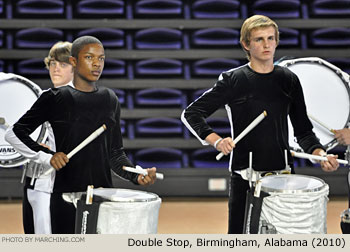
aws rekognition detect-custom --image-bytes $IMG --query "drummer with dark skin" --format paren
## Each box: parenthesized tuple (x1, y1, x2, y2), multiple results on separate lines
(50, 37, 155, 186)
(8, 36, 157, 233)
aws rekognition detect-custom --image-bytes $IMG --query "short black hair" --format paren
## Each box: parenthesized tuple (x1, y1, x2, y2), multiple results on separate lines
(71, 36, 103, 58)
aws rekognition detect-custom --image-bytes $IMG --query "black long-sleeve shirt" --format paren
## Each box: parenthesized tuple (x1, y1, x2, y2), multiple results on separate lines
(182, 64, 324, 172)
(7, 85, 138, 192)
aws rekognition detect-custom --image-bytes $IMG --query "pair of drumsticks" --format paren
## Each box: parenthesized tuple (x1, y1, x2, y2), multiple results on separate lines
(215, 110, 348, 165)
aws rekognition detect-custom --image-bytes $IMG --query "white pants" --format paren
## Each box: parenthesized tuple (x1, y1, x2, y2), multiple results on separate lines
(27, 189, 52, 234)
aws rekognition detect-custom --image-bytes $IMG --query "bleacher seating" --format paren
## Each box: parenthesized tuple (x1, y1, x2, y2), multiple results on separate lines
(134, 88, 186, 108)
(309, 28, 350, 47)
(191, 148, 229, 168)
(15, 28, 64, 48)
(134, 28, 183, 49)
(135, 117, 183, 137)
(251, 0, 301, 18)
(75, 0, 124, 18)
(310, 0, 350, 17)
(16, 58, 47, 76)
(76, 28, 125, 48)
(134, 58, 183, 77)
(15, 0, 65, 18)
(134, 148, 185, 168)
(191, 28, 240, 48)
(134, 0, 183, 18)
(192, 58, 240, 77)
(102, 59, 126, 77)
(191, 0, 241, 19)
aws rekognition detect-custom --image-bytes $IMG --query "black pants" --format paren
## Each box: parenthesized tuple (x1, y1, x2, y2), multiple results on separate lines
(50, 192, 76, 234)
(22, 178, 34, 234)
(228, 173, 250, 234)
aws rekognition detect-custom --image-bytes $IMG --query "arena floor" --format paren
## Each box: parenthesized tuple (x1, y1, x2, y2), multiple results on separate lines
(0, 197, 348, 234)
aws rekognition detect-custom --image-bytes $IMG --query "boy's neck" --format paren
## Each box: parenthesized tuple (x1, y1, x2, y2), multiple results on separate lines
(73, 80, 97, 92)
(249, 59, 274, 74)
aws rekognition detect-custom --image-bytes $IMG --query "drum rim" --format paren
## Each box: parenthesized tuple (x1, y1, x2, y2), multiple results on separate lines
(278, 57, 350, 152)
(259, 174, 327, 194)
(0, 74, 47, 168)
(91, 188, 160, 203)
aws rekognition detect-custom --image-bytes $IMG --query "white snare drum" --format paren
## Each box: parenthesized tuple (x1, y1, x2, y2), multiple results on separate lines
(259, 174, 329, 234)
(0, 73, 47, 168)
(277, 57, 350, 151)
(64, 188, 162, 234)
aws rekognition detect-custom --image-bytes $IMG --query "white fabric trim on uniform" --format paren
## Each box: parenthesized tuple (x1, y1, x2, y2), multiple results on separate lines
(27, 189, 51, 234)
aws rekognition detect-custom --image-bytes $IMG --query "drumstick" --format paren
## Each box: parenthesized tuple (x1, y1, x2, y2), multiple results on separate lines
(123, 166, 164, 180)
(42, 124, 107, 176)
(307, 113, 335, 134)
(291, 150, 348, 165)
(216, 111, 267, 160)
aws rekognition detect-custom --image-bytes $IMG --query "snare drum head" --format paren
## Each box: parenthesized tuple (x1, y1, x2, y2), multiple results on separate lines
(260, 174, 326, 193)
(93, 188, 159, 202)
(0, 73, 46, 168)
(277, 57, 350, 151)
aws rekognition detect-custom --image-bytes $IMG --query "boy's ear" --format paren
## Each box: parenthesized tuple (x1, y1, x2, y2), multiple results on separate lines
(69, 56, 77, 67)
(241, 41, 250, 52)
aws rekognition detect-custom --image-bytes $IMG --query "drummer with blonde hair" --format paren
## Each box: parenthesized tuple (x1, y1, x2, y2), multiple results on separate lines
(181, 15, 339, 234)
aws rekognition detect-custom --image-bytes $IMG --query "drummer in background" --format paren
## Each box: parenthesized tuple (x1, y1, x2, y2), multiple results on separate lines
(9, 41, 74, 234)
(181, 15, 339, 234)
(5, 36, 157, 234)
(334, 128, 350, 145)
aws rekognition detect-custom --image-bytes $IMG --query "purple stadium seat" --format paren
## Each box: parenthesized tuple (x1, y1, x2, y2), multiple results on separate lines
(75, 0, 124, 18)
(310, 28, 350, 47)
(17, 58, 47, 76)
(134, 0, 183, 18)
(134, 88, 185, 108)
(76, 28, 124, 48)
(134, 148, 184, 168)
(15, 0, 65, 18)
(135, 117, 183, 137)
(135, 58, 183, 77)
(120, 119, 126, 136)
(134, 28, 183, 49)
(15, 28, 64, 48)
(279, 28, 300, 47)
(191, 28, 239, 48)
(310, 0, 350, 17)
(192, 88, 207, 101)
(112, 89, 126, 107)
(207, 118, 231, 136)
(191, 148, 229, 168)
(102, 59, 126, 77)
(192, 58, 240, 77)
(0, 30, 3, 48)
(252, 0, 301, 18)
(192, 0, 240, 19)
(0, 1, 3, 16)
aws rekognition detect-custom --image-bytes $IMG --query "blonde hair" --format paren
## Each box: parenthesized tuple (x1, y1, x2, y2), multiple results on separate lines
(44, 41, 72, 69)
(240, 15, 279, 60)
